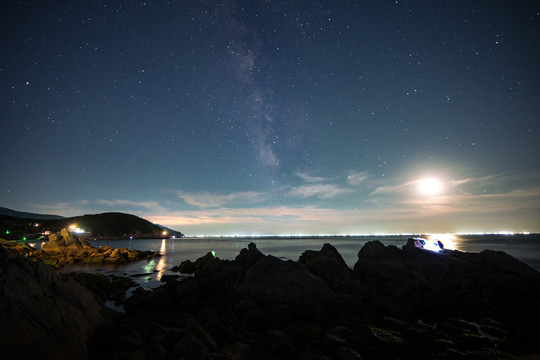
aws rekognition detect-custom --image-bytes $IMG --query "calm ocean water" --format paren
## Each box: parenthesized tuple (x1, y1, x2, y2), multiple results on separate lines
(42, 234, 540, 290)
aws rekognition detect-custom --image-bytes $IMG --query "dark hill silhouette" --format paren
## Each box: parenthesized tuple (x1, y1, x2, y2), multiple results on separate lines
(0, 211, 183, 239)
(0, 206, 64, 220)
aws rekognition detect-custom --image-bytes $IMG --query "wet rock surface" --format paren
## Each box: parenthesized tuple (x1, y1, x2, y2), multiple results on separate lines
(2, 240, 540, 359)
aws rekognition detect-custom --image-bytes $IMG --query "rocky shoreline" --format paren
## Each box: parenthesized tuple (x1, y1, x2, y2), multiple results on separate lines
(1, 239, 540, 359)
(0, 228, 159, 268)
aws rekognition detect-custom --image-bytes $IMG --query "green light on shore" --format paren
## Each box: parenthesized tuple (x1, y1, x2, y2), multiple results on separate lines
(211, 251, 216, 258)
(5, 230, 10, 235)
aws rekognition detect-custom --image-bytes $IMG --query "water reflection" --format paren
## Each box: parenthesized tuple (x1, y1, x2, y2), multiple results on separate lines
(156, 256, 166, 281)
(159, 239, 166, 255)
(155, 239, 167, 280)
(141, 239, 169, 281)
(142, 258, 157, 275)
(27, 241, 46, 250)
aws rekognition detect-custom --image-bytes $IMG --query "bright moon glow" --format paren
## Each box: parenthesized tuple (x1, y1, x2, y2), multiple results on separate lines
(418, 178, 443, 195)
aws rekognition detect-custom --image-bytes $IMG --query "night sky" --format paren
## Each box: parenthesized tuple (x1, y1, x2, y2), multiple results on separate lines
(1, 1, 539, 235)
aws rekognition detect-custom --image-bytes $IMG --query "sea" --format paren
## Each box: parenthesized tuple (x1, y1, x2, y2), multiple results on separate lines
(28, 233, 540, 292)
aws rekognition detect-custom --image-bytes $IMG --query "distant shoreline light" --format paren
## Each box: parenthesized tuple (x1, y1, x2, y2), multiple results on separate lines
(186, 233, 417, 238)
(454, 231, 531, 236)
(181, 231, 533, 238)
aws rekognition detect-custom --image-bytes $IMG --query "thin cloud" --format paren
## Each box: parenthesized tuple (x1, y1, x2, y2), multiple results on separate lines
(31, 199, 168, 218)
(95, 199, 166, 212)
(447, 174, 501, 193)
(371, 180, 418, 195)
(448, 178, 472, 188)
(175, 190, 269, 208)
(371, 172, 526, 196)
(296, 172, 327, 183)
(289, 184, 353, 199)
(151, 185, 540, 234)
(148, 206, 360, 230)
(347, 171, 369, 186)
(367, 171, 540, 222)
(30, 202, 86, 217)
(404, 186, 540, 215)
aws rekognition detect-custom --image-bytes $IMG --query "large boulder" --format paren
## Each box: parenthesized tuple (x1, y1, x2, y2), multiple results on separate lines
(174, 251, 220, 274)
(0, 246, 105, 360)
(33, 230, 159, 267)
(242, 254, 340, 320)
(42, 228, 93, 252)
(171, 243, 343, 323)
(354, 240, 540, 320)
(299, 243, 354, 286)
(235, 241, 265, 266)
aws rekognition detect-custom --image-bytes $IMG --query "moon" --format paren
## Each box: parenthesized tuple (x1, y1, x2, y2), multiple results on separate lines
(418, 178, 443, 195)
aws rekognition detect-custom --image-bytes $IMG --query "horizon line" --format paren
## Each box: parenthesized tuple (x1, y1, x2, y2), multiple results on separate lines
(179, 231, 534, 238)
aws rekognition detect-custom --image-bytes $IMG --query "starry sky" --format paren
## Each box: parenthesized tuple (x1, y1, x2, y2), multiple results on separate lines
(1, 0, 539, 235)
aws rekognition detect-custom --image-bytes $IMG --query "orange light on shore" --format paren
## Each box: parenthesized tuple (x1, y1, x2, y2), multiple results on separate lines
(68, 224, 86, 234)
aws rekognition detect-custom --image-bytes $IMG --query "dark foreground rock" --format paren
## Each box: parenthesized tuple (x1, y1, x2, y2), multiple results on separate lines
(355, 241, 540, 321)
(2, 239, 539, 359)
(0, 245, 106, 360)
(66, 271, 137, 306)
(87, 241, 540, 360)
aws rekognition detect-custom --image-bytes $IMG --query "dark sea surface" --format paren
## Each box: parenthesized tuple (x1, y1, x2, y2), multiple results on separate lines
(44, 233, 540, 290)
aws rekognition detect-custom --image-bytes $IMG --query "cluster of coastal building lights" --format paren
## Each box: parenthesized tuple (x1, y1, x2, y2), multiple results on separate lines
(68, 224, 86, 234)
(68, 227, 169, 237)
